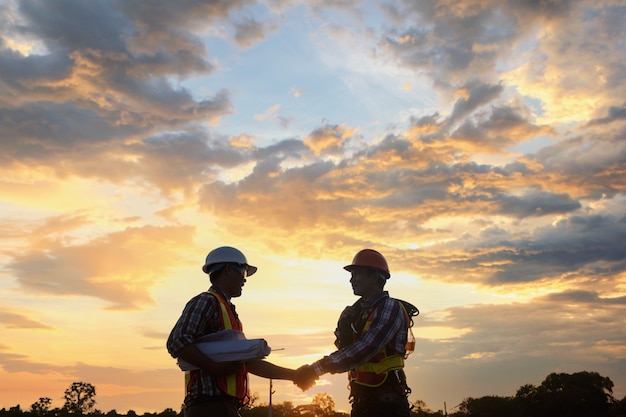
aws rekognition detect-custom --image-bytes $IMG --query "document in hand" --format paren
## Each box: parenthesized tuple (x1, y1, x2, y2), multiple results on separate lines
(177, 330, 272, 371)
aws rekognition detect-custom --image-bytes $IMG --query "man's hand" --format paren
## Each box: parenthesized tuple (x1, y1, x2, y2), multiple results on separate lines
(294, 364, 318, 391)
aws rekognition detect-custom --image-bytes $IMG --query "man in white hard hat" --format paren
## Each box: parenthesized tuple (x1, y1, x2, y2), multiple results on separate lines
(296, 249, 416, 417)
(167, 246, 316, 417)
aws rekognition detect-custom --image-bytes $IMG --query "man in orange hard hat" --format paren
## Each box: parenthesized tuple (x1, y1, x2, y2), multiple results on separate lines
(167, 246, 317, 417)
(297, 249, 414, 417)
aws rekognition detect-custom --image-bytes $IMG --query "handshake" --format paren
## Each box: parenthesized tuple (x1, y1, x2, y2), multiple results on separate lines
(293, 364, 318, 391)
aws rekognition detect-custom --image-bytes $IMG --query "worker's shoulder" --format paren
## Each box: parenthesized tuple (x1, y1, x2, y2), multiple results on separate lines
(186, 290, 219, 306)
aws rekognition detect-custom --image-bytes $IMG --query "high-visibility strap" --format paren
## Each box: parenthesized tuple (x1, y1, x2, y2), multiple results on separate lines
(208, 290, 240, 330)
(207, 290, 240, 396)
(356, 355, 404, 374)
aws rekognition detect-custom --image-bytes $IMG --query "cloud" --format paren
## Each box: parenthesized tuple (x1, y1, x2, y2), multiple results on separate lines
(448, 81, 504, 124)
(449, 105, 554, 152)
(0, 353, 177, 390)
(402, 282, 626, 408)
(498, 191, 581, 218)
(380, 1, 521, 85)
(1, 0, 626, 412)
(546, 290, 626, 305)
(304, 124, 356, 156)
(444, 292, 625, 361)
(0, 309, 54, 330)
(531, 129, 626, 198)
(7, 224, 196, 309)
(254, 104, 280, 121)
(233, 16, 278, 48)
(587, 104, 626, 126)
(1, 0, 234, 160)
(487, 214, 626, 284)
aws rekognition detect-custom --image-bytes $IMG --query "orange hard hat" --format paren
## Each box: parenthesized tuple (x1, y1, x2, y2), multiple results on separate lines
(344, 249, 390, 278)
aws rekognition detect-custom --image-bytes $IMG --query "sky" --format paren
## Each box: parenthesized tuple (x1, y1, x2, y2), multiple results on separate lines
(1, 0, 626, 414)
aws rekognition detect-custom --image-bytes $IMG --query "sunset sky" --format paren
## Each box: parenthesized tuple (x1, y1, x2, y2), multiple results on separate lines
(1, 0, 626, 414)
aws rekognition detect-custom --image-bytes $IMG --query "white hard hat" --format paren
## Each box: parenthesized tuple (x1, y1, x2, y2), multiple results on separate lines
(202, 246, 257, 276)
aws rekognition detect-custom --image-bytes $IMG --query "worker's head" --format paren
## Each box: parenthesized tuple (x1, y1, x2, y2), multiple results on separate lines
(202, 246, 257, 297)
(344, 249, 390, 297)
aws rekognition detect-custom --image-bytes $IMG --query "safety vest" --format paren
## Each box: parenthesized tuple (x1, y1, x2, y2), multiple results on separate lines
(348, 299, 409, 387)
(185, 290, 249, 404)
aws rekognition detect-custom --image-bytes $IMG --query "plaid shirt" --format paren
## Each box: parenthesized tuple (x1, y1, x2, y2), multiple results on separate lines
(313, 291, 408, 376)
(166, 287, 241, 398)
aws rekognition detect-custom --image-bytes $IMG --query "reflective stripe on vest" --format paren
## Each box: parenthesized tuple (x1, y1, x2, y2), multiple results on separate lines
(350, 300, 408, 387)
(184, 290, 249, 403)
(208, 290, 248, 401)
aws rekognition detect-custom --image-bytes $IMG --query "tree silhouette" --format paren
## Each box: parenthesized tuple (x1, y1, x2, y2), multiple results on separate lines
(411, 399, 445, 417)
(311, 393, 335, 417)
(2, 371, 624, 417)
(533, 371, 614, 417)
(453, 371, 617, 417)
(31, 398, 52, 416)
(63, 382, 97, 414)
(457, 395, 515, 417)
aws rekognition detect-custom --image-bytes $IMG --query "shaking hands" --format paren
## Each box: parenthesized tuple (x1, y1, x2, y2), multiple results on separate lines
(294, 364, 318, 391)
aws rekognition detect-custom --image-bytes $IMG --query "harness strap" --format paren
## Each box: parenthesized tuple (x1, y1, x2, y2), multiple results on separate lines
(356, 355, 404, 374)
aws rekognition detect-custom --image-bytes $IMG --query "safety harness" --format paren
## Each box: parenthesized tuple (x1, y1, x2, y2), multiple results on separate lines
(347, 297, 418, 387)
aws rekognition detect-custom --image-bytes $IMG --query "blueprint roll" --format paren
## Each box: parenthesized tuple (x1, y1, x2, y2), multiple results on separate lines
(177, 330, 272, 371)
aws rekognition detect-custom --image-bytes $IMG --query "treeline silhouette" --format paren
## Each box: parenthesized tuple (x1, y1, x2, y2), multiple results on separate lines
(2, 371, 625, 417)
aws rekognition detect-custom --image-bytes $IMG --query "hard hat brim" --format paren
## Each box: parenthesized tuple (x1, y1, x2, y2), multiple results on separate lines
(202, 263, 258, 276)
(344, 264, 390, 279)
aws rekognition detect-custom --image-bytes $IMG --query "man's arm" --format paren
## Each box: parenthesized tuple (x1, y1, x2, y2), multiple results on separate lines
(174, 343, 243, 375)
(246, 359, 295, 380)
(247, 360, 318, 391)
(312, 297, 404, 375)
